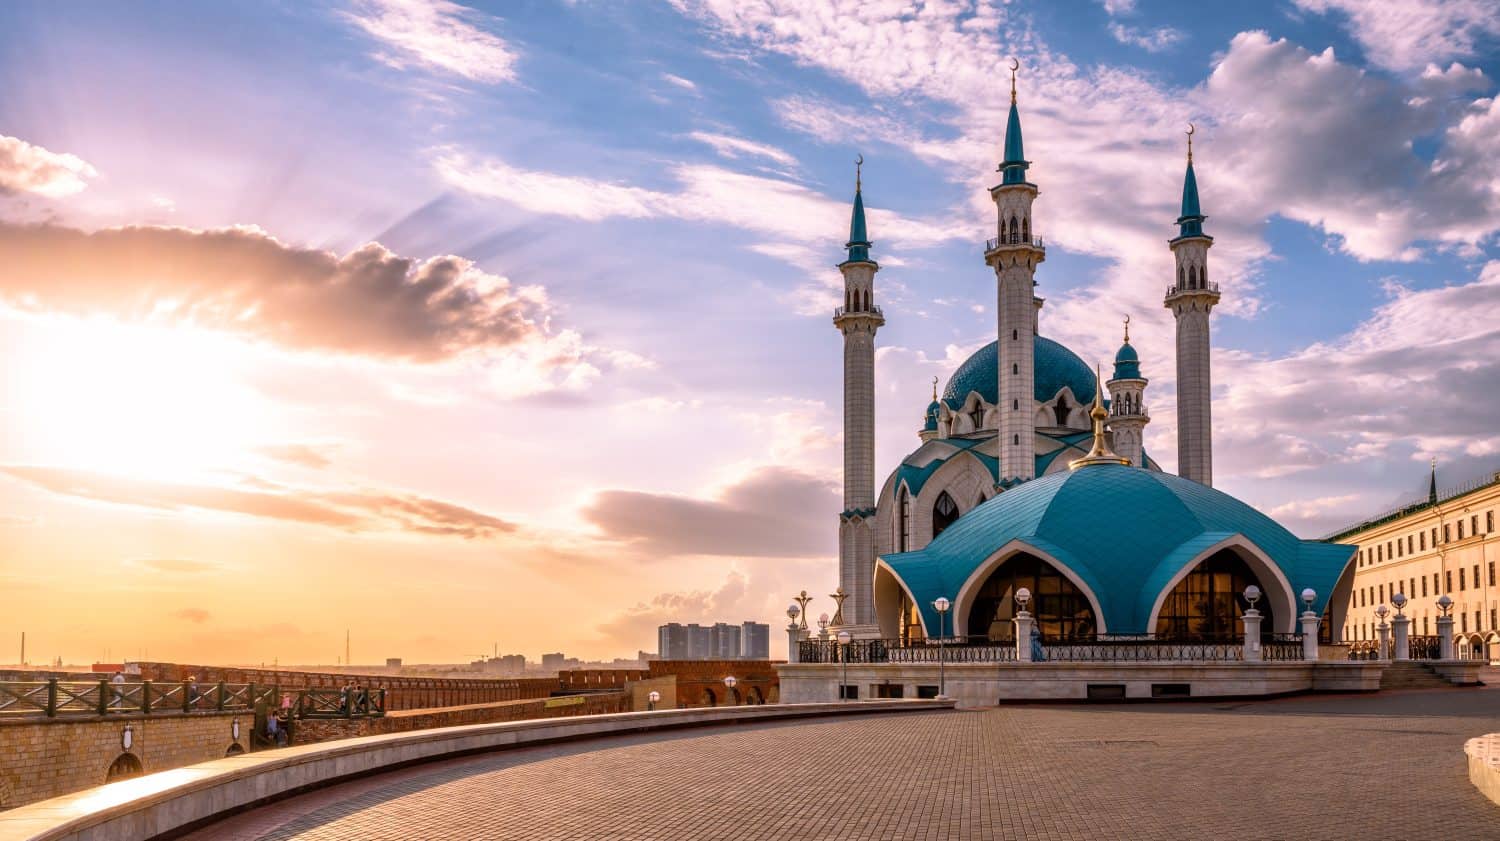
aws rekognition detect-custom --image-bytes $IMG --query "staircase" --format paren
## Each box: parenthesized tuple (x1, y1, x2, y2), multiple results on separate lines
(1381, 661, 1452, 690)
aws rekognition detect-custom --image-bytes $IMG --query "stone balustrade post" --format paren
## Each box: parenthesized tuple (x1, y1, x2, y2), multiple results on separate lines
(1438, 615, 1455, 660)
(1377, 621, 1391, 660)
(1014, 611, 1035, 663)
(1300, 610, 1320, 661)
(786, 623, 803, 663)
(1241, 609, 1263, 662)
(1391, 614, 1410, 661)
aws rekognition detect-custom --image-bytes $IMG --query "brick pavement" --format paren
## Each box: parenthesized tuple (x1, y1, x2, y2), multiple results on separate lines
(183, 687, 1500, 840)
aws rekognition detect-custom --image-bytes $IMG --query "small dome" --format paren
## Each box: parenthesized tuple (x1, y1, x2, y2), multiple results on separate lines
(942, 336, 1095, 408)
(1112, 341, 1141, 380)
(1114, 342, 1139, 364)
(881, 463, 1353, 636)
(922, 400, 941, 431)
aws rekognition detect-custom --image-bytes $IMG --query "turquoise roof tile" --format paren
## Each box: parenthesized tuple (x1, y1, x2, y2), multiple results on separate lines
(942, 336, 1098, 409)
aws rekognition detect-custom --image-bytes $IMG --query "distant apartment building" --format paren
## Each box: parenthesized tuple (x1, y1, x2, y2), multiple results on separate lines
(540, 652, 565, 670)
(657, 621, 772, 660)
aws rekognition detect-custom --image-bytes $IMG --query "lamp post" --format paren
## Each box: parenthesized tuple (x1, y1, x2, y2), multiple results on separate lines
(1241, 585, 1263, 661)
(1299, 588, 1320, 660)
(786, 603, 802, 664)
(836, 630, 852, 702)
(1374, 603, 1390, 660)
(723, 675, 737, 706)
(1437, 594, 1455, 660)
(647, 690, 660, 712)
(818, 613, 830, 641)
(933, 597, 951, 700)
(1390, 592, 1410, 661)
(1014, 587, 1034, 663)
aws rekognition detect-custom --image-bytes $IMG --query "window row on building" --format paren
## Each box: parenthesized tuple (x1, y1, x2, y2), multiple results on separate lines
(1357, 510, 1496, 568)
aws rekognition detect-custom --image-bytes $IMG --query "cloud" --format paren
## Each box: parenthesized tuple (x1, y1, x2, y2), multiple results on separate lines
(0, 221, 575, 364)
(343, 0, 518, 83)
(0, 135, 97, 197)
(1, 465, 518, 539)
(1108, 22, 1183, 52)
(173, 607, 211, 624)
(1291, 0, 1500, 72)
(661, 72, 698, 91)
(256, 443, 337, 470)
(594, 570, 752, 646)
(583, 466, 838, 558)
(687, 131, 797, 168)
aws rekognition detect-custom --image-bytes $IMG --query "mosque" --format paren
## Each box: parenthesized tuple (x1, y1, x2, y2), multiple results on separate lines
(827, 72, 1357, 650)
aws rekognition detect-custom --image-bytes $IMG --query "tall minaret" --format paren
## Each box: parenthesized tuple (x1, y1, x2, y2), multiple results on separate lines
(833, 157, 883, 632)
(984, 60, 1046, 487)
(1106, 317, 1150, 467)
(1165, 125, 1218, 486)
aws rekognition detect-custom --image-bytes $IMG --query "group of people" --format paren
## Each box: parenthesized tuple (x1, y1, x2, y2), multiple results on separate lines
(338, 682, 375, 715)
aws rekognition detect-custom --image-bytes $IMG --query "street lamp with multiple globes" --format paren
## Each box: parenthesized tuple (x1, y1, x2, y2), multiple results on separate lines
(836, 630, 852, 701)
(933, 597, 952, 700)
(723, 675, 737, 706)
(647, 690, 661, 712)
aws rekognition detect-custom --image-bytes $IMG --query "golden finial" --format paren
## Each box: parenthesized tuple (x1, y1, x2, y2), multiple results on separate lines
(931, 376, 939, 401)
(1069, 364, 1130, 469)
(855, 153, 863, 192)
(1009, 58, 1019, 104)
(1186, 122, 1195, 165)
(1123, 314, 1131, 344)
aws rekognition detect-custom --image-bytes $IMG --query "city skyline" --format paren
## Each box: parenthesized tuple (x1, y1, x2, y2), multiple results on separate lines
(3, 0, 1500, 665)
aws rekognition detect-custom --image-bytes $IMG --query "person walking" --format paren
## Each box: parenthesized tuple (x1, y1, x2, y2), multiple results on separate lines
(110, 670, 126, 710)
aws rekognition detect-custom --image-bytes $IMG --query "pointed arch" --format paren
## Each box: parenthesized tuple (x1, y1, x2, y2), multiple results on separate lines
(896, 485, 911, 552)
(1142, 535, 1298, 635)
(951, 539, 1109, 637)
(932, 491, 960, 538)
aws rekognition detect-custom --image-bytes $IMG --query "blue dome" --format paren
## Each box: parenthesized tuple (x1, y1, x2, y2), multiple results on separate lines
(942, 336, 1096, 408)
(1113, 341, 1141, 380)
(881, 463, 1353, 637)
(922, 400, 941, 431)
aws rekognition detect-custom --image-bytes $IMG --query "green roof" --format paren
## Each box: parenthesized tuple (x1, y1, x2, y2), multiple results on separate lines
(942, 336, 1098, 409)
(842, 187, 871, 264)
(1175, 161, 1208, 240)
(999, 101, 1030, 186)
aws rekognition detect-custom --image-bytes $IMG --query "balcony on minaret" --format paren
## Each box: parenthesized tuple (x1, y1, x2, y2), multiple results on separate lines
(833, 304, 884, 320)
(984, 233, 1045, 255)
(1163, 279, 1220, 302)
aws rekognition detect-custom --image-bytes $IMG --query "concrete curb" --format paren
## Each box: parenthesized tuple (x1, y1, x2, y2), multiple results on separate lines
(1466, 732, 1500, 808)
(0, 700, 953, 841)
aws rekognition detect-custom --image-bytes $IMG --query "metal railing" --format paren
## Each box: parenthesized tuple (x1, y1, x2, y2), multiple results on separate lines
(1408, 635, 1441, 661)
(798, 633, 1304, 664)
(984, 234, 1044, 252)
(1165, 281, 1220, 297)
(832, 304, 884, 319)
(0, 679, 385, 720)
(1347, 640, 1383, 660)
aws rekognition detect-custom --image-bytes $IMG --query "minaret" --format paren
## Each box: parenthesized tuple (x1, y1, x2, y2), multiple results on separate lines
(1106, 316, 1150, 467)
(1165, 125, 1218, 486)
(984, 60, 1045, 487)
(833, 156, 883, 633)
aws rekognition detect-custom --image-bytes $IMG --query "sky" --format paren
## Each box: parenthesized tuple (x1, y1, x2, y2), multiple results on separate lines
(2, 0, 1499, 666)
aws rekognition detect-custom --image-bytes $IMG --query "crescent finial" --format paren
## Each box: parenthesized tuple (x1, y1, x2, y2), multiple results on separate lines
(1123, 314, 1131, 343)
(1010, 58, 1020, 72)
(1185, 122, 1195, 163)
(855, 154, 863, 191)
(1009, 59, 1019, 104)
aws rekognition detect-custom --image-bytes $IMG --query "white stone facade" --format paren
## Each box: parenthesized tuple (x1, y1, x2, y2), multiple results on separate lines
(1106, 375, 1149, 467)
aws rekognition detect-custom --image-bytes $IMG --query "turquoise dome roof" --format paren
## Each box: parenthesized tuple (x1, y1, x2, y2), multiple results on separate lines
(881, 463, 1353, 637)
(942, 336, 1096, 409)
(923, 400, 941, 432)
(1112, 341, 1141, 380)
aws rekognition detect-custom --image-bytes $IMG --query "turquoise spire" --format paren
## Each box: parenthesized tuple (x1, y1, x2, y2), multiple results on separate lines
(842, 154, 873, 265)
(1175, 124, 1209, 240)
(999, 61, 1030, 186)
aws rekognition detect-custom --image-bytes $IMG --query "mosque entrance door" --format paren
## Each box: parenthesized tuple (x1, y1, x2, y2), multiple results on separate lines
(966, 553, 1097, 641)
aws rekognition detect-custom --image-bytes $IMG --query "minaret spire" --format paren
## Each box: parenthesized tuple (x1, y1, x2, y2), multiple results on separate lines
(1429, 458, 1439, 505)
(833, 156, 883, 635)
(1107, 316, 1149, 467)
(1071, 366, 1129, 469)
(986, 59, 1045, 487)
(1166, 123, 1219, 486)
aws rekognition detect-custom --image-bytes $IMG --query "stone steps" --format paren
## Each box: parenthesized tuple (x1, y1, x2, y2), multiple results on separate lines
(1381, 662, 1452, 689)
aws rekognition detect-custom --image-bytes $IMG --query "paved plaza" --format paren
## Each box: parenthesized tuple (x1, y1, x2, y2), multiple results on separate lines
(187, 687, 1500, 840)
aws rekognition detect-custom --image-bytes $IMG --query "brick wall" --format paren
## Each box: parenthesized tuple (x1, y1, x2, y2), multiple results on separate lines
(127, 662, 558, 710)
(0, 711, 247, 810)
(646, 660, 780, 707)
(289, 693, 631, 744)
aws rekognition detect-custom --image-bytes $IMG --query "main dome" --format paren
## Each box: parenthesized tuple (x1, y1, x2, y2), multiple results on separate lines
(879, 462, 1355, 637)
(941, 336, 1097, 408)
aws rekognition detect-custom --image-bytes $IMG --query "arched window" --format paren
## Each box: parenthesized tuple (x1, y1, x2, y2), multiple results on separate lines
(1012, 399, 1018, 411)
(970, 404, 984, 431)
(1178, 265, 1185, 286)
(932, 491, 960, 538)
(1012, 329, 1018, 341)
(967, 553, 1097, 641)
(1013, 434, 1019, 445)
(845, 290, 851, 310)
(106, 753, 143, 783)
(1022, 216, 1030, 242)
(1052, 396, 1069, 426)
(1008, 216, 1019, 242)
(897, 487, 910, 551)
(1012, 363, 1018, 375)
(1156, 551, 1274, 641)
(1189, 265, 1199, 288)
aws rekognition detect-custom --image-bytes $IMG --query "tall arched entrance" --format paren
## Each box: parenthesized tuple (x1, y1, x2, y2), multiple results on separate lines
(966, 553, 1098, 641)
(1155, 550, 1275, 640)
